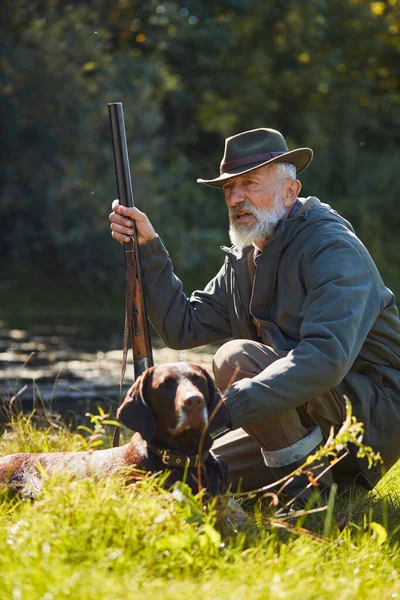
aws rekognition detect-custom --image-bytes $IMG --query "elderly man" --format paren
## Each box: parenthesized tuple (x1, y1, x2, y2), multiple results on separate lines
(109, 128, 400, 498)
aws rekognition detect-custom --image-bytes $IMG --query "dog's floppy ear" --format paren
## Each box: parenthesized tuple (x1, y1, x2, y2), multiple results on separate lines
(196, 365, 220, 406)
(117, 367, 156, 441)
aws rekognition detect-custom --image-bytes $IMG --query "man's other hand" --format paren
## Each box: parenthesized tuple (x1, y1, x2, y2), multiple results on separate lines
(109, 200, 157, 245)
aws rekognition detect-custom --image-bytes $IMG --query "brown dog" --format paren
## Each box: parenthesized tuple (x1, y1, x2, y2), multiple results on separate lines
(0, 363, 227, 499)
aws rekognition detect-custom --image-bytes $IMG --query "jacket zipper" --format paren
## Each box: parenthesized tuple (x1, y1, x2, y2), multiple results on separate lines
(225, 252, 256, 338)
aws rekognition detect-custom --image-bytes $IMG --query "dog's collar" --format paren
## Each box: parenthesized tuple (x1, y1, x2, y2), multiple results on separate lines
(147, 443, 209, 468)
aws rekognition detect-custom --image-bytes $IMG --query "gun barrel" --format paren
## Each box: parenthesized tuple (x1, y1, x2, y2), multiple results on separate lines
(108, 102, 154, 376)
(108, 102, 135, 209)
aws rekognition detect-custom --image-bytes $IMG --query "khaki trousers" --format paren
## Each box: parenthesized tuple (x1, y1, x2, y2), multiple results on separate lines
(212, 339, 347, 490)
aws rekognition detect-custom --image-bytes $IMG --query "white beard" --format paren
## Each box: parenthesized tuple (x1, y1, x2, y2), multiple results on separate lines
(229, 195, 287, 249)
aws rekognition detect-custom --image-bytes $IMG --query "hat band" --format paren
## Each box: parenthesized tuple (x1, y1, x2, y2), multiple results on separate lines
(220, 151, 287, 175)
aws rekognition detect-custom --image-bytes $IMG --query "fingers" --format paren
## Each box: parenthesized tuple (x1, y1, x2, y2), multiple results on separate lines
(109, 199, 157, 245)
(109, 209, 133, 230)
(110, 201, 144, 223)
(109, 202, 134, 244)
(110, 224, 133, 245)
(111, 231, 130, 245)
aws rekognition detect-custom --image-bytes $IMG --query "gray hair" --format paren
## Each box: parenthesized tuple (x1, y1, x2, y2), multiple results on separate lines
(275, 162, 297, 182)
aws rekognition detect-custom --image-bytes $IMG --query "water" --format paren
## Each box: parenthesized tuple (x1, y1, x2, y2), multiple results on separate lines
(0, 316, 216, 429)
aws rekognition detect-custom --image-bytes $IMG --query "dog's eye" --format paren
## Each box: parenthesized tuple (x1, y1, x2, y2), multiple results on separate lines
(160, 377, 176, 387)
(191, 375, 206, 385)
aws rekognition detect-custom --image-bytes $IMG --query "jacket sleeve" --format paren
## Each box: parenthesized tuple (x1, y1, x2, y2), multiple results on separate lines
(224, 234, 384, 429)
(139, 235, 232, 349)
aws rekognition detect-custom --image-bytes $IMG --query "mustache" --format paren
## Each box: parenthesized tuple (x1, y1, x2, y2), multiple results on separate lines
(229, 201, 257, 218)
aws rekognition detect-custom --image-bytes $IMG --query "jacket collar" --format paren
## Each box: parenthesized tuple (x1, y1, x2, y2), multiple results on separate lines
(220, 197, 325, 317)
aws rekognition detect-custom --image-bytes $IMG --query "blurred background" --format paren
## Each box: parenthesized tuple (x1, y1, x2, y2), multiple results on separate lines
(0, 0, 399, 414)
(1, 0, 400, 303)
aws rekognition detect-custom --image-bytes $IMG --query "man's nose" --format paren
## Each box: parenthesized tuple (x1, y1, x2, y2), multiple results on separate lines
(225, 186, 245, 207)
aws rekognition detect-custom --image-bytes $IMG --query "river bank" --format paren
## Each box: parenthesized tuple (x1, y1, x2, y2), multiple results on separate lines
(0, 313, 217, 428)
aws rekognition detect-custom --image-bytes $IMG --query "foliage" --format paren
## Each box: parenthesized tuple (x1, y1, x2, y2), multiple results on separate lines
(1, 0, 165, 288)
(1, 0, 399, 296)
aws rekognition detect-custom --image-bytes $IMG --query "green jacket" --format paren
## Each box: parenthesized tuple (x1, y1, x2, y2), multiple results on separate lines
(140, 197, 400, 484)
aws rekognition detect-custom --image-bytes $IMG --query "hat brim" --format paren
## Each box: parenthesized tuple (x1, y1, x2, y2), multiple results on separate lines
(197, 148, 313, 188)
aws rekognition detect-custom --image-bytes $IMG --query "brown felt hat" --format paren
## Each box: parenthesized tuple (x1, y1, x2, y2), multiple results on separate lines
(197, 128, 313, 188)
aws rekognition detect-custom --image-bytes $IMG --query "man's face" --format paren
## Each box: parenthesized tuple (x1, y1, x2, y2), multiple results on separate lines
(222, 164, 291, 249)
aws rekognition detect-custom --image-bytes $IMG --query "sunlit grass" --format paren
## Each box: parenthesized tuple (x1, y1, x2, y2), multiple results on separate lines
(0, 413, 399, 600)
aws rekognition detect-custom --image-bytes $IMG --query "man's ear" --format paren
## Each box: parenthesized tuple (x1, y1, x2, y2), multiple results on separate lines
(196, 365, 220, 407)
(283, 178, 301, 207)
(117, 367, 156, 441)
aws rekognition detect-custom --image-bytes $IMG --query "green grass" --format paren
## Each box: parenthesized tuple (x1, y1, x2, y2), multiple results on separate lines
(0, 415, 400, 600)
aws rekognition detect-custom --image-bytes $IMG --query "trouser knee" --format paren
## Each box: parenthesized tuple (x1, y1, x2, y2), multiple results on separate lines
(212, 339, 284, 390)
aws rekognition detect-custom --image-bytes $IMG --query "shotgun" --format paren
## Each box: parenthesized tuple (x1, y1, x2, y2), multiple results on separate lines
(108, 101, 154, 447)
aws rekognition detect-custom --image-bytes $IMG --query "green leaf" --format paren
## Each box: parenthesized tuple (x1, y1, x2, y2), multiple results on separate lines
(82, 61, 97, 73)
(203, 524, 221, 548)
(370, 522, 388, 545)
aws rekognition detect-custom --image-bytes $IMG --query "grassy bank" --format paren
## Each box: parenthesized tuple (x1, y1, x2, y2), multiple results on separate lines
(0, 414, 399, 600)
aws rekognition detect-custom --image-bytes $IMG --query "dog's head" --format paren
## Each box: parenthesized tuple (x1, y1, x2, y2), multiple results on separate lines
(117, 362, 220, 443)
